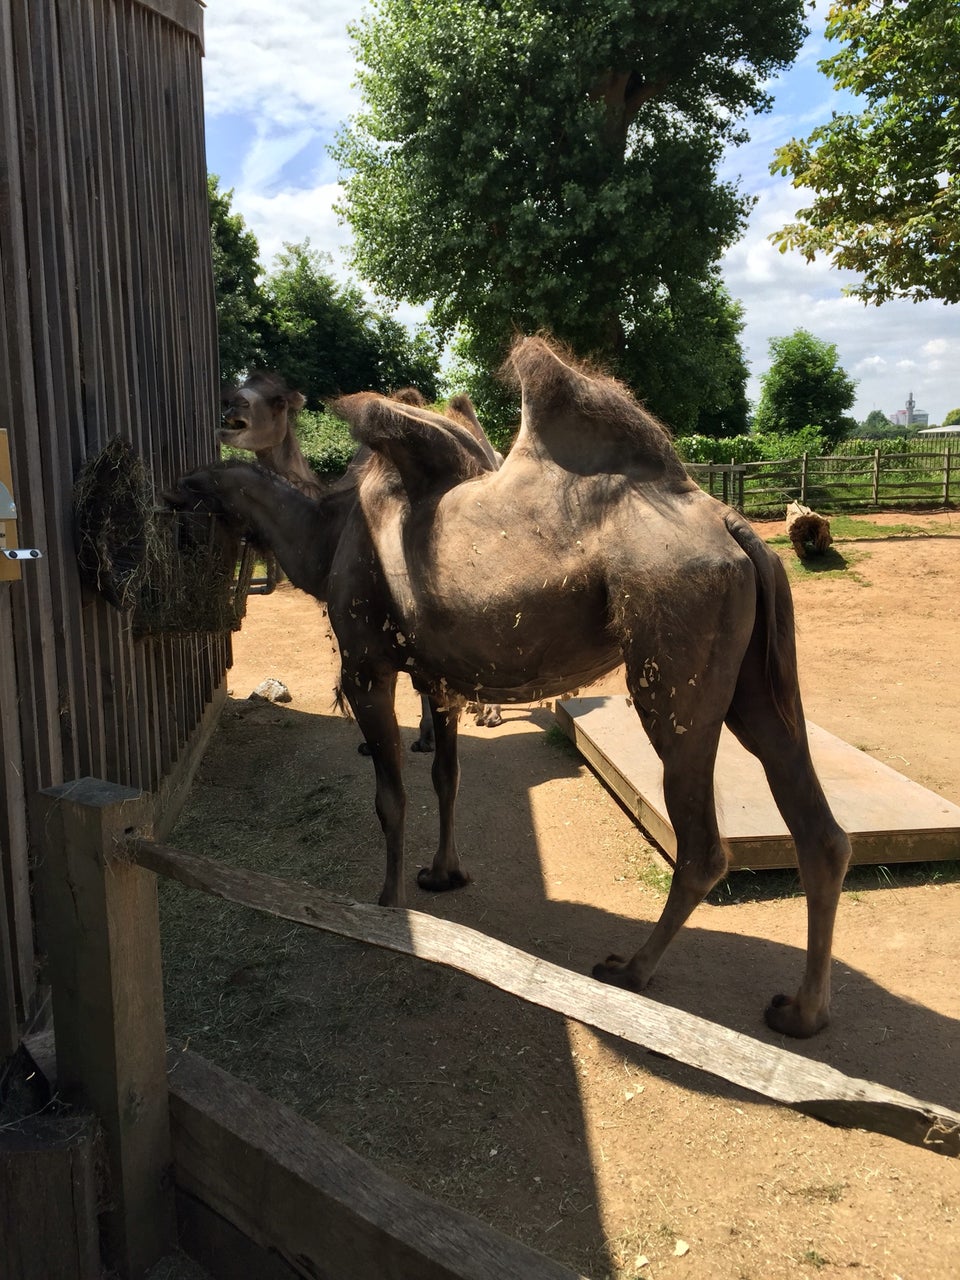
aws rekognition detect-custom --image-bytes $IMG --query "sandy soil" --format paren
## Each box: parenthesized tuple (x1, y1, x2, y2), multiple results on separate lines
(167, 510, 960, 1280)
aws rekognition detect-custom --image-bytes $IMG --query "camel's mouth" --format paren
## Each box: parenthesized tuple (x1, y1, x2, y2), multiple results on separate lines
(217, 423, 248, 443)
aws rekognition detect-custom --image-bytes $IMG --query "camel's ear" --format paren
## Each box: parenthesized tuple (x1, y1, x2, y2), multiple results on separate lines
(286, 390, 306, 413)
(220, 382, 239, 404)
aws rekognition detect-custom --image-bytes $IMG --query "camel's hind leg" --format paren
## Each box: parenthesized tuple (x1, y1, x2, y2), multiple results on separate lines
(416, 700, 470, 893)
(593, 705, 730, 994)
(594, 563, 754, 996)
(726, 626, 851, 1038)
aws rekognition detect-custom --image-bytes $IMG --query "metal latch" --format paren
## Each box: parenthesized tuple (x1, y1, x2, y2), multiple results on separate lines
(0, 464, 43, 578)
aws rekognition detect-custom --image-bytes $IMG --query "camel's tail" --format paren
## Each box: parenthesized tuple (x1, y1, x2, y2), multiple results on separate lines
(723, 511, 800, 734)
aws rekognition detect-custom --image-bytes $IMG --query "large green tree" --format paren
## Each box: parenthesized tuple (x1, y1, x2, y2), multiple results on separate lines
(771, 0, 960, 304)
(335, 0, 805, 430)
(753, 330, 857, 445)
(260, 242, 441, 404)
(208, 175, 267, 382)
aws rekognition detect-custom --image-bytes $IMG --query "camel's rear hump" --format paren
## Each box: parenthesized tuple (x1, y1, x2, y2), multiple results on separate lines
(504, 336, 692, 484)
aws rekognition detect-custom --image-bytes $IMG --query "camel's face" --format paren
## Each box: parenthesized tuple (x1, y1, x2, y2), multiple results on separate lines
(218, 386, 287, 451)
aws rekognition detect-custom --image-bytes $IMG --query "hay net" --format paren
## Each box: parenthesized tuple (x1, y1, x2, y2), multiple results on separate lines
(73, 436, 250, 635)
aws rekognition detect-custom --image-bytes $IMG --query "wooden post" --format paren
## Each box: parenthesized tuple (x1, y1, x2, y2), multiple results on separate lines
(872, 448, 881, 505)
(799, 451, 808, 503)
(35, 779, 174, 1278)
(943, 448, 952, 506)
(0, 1114, 101, 1279)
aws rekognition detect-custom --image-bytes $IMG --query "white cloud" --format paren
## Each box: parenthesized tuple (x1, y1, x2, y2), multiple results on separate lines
(202, 1, 362, 130)
(234, 182, 352, 270)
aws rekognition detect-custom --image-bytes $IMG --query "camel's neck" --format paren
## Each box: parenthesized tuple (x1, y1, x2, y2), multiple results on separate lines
(255, 432, 323, 498)
(221, 466, 353, 600)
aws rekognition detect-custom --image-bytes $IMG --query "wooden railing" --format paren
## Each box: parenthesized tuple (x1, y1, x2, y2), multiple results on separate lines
(686, 448, 957, 515)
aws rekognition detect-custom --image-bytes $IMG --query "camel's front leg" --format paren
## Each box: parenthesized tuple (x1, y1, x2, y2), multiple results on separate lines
(340, 669, 407, 907)
(410, 692, 436, 753)
(416, 701, 470, 893)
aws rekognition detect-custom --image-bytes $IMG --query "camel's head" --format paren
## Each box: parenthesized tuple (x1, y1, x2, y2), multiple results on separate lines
(163, 465, 229, 516)
(219, 372, 305, 452)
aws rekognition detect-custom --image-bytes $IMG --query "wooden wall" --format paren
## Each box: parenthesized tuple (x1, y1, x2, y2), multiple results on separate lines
(0, 0, 224, 1055)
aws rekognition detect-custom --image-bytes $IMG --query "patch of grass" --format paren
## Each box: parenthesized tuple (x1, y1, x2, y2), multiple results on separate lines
(541, 722, 580, 756)
(775, 545, 871, 584)
(797, 1248, 830, 1270)
(767, 515, 933, 547)
(616, 842, 673, 895)
(792, 1181, 846, 1204)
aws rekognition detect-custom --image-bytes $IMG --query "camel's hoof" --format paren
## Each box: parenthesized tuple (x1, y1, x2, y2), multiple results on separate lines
(357, 741, 373, 757)
(416, 866, 470, 893)
(763, 993, 829, 1039)
(410, 739, 435, 753)
(591, 954, 644, 993)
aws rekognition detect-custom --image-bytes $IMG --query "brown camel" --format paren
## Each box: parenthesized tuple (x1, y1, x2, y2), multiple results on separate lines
(168, 336, 851, 1037)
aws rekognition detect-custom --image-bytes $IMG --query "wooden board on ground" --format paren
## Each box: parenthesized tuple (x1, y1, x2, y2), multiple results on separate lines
(556, 695, 960, 870)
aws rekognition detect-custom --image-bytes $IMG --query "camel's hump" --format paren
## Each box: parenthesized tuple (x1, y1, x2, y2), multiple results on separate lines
(504, 336, 688, 481)
(331, 392, 493, 501)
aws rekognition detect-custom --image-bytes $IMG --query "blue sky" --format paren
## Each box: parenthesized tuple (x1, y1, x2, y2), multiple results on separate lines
(201, 2, 958, 424)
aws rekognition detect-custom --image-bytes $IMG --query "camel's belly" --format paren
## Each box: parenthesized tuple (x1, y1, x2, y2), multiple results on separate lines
(399, 577, 619, 703)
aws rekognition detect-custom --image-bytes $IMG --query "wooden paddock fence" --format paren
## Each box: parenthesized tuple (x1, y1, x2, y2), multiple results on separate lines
(0, 0, 225, 1059)
(686, 447, 958, 515)
(22, 779, 959, 1279)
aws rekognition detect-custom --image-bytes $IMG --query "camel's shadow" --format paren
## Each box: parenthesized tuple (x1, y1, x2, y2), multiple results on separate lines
(211, 697, 960, 1114)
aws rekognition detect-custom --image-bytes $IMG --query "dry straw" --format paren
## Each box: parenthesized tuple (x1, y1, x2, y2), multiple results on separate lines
(73, 436, 252, 635)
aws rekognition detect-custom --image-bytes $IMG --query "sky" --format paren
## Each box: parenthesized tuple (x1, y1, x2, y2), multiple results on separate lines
(200, 2, 959, 425)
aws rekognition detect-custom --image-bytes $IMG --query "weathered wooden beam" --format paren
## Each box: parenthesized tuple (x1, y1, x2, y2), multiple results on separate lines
(36, 782, 175, 1278)
(132, 837, 960, 1158)
(168, 1048, 584, 1280)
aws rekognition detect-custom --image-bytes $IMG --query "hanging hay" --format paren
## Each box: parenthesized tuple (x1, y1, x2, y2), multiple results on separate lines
(74, 437, 252, 636)
(785, 500, 833, 560)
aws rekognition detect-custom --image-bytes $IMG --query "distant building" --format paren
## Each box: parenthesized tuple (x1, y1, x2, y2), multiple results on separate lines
(889, 391, 929, 428)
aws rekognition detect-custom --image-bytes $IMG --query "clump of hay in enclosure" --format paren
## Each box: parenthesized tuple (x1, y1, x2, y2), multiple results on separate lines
(785, 500, 833, 560)
(74, 437, 250, 635)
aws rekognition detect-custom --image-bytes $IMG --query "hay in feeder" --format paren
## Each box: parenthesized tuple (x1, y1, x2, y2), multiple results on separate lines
(785, 500, 833, 560)
(74, 437, 251, 635)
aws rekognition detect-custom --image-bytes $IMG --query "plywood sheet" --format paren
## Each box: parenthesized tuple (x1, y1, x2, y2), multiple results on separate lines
(556, 696, 960, 869)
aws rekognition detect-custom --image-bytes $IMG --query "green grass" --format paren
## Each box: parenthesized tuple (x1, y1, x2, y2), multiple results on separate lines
(541, 722, 581, 756)
(767, 515, 933, 543)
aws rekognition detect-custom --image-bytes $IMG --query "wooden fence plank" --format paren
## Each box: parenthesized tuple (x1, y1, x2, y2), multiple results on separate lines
(132, 839, 960, 1158)
(168, 1048, 585, 1280)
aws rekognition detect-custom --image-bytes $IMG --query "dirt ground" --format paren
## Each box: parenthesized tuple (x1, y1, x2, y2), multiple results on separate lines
(164, 510, 960, 1280)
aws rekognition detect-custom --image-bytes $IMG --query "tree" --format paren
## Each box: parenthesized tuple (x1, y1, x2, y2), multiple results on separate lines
(335, 0, 806, 430)
(771, 0, 960, 305)
(753, 330, 857, 445)
(848, 408, 913, 440)
(208, 176, 267, 382)
(260, 242, 441, 405)
(943, 407, 960, 426)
